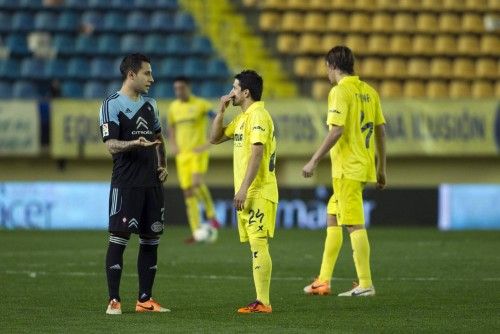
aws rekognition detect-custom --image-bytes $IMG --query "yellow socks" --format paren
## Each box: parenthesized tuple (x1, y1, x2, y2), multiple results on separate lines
(249, 238, 272, 306)
(350, 229, 372, 288)
(318, 226, 343, 282)
(195, 184, 216, 219)
(185, 196, 200, 233)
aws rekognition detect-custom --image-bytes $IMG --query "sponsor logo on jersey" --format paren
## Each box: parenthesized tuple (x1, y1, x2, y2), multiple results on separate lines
(132, 117, 153, 135)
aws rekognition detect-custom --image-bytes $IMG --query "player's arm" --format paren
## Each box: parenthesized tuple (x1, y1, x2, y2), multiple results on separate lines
(155, 133, 168, 182)
(302, 125, 344, 178)
(233, 143, 264, 211)
(375, 124, 386, 189)
(105, 137, 160, 155)
(209, 94, 234, 144)
(167, 124, 179, 155)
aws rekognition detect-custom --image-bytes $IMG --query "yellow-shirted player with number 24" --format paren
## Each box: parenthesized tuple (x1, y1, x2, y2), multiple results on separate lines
(210, 70, 278, 314)
(302, 46, 387, 297)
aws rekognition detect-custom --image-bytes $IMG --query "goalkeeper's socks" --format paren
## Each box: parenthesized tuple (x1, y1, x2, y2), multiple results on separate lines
(137, 238, 159, 302)
(249, 237, 272, 306)
(106, 234, 129, 302)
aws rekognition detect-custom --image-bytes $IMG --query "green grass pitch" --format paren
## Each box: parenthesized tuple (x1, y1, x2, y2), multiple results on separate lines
(1, 227, 499, 333)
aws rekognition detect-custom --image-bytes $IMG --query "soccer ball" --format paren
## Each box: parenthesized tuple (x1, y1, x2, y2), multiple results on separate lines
(193, 224, 218, 243)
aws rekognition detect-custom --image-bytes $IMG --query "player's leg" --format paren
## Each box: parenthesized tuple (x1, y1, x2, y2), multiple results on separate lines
(192, 153, 220, 228)
(136, 186, 169, 312)
(237, 198, 275, 314)
(177, 154, 200, 241)
(337, 180, 375, 297)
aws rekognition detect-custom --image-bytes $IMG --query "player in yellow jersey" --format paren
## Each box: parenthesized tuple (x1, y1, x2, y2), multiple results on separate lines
(167, 77, 220, 243)
(302, 46, 387, 297)
(210, 70, 278, 314)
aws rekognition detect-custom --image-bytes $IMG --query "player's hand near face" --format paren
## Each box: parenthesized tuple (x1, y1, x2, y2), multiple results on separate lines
(157, 166, 168, 182)
(136, 136, 161, 148)
(234, 187, 247, 211)
(302, 159, 318, 178)
(218, 92, 235, 113)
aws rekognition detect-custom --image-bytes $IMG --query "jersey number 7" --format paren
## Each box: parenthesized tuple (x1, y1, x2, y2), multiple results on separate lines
(360, 111, 374, 149)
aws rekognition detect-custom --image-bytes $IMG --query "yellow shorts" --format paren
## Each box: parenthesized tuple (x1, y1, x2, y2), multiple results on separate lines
(237, 197, 277, 243)
(327, 178, 366, 226)
(175, 151, 209, 189)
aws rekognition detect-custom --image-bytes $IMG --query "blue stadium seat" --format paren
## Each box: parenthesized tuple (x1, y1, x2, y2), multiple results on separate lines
(127, 12, 150, 32)
(149, 81, 174, 98)
(90, 59, 115, 79)
(107, 81, 122, 95)
(6, 34, 30, 56)
(103, 13, 126, 32)
(0, 0, 20, 9)
(0, 13, 11, 33)
(13, 81, 38, 98)
(0, 59, 20, 79)
(57, 11, 79, 32)
(200, 81, 227, 97)
(20, 58, 46, 79)
(88, 0, 109, 9)
(121, 34, 144, 54)
(34, 12, 58, 31)
(134, 0, 156, 9)
(81, 11, 103, 30)
(45, 59, 68, 79)
(191, 36, 213, 56)
(67, 58, 90, 79)
(98, 35, 121, 55)
(184, 58, 207, 78)
(66, 0, 89, 9)
(83, 81, 106, 98)
(0, 82, 13, 99)
(144, 34, 168, 55)
(151, 12, 175, 32)
(207, 59, 230, 78)
(166, 36, 190, 55)
(61, 81, 83, 98)
(111, 0, 135, 8)
(75, 35, 97, 55)
(156, 0, 178, 10)
(12, 13, 34, 32)
(159, 58, 183, 78)
(20, 0, 43, 9)
(53, 34, 75, 55)
(174, 13, 195, 32)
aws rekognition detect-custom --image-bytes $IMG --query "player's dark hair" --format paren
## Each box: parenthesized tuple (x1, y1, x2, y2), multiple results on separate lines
(234, 70, 263, 101)
(173, 76, 191, 85)
(325, 46, 355, 75)
(120, 53, 151, 81)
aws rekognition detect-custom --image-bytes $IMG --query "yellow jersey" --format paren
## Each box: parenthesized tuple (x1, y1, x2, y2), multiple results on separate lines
(224, 101, 278, 203)
(167, 96, 212, 152)
(327, 76, 386, 183)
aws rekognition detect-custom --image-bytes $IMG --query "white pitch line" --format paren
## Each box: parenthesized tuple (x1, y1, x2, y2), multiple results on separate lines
(2, 270, 499, 282)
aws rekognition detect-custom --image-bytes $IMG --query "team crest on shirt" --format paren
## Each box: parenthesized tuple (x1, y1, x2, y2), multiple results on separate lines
(151, 221, 164, 233)
(102, 123, 109, 136)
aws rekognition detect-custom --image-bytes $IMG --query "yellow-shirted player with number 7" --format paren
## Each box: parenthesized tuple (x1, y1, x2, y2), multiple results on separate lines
(302, 46, 387, 297)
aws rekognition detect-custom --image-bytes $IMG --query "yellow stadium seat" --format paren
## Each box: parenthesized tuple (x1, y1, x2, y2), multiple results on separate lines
(377, 0, 399, 10)
(372, 13, 393, 33)
(314, 57, 327, 77)
(496, 81, 500, 97)
(416, 14, 438, 33)
(286, 0, 308, 10)
(472, 80, 494, 97)
(368, 34, 391, 54)
(294, 57, 315, 78)
(444, 0, 466, 10)
(449, 81, 471, 98)
(404, 80, 426, 97)
(435, 35, 457, 55)
(439, 14, 461, 33)
(310, 0, 331, 9)
(457, 35, 480, 55)
(350, 13, 372, 33)
(277, 34, 298, 54)
(259, 12, 281, 32)
(355, 0, 375, 10)
(304, 13, 326, 32)
(242, 0, 258, 7)
(453, 58, 475, 79)
(332, 0, 356, 10)
(421, 0, 442, 10)
(394, 13, 416, 33)
(407, 58, 430, 78)
(326, 13, 350, 33)
(361, 58, 384, 78)
(281, 12, 304, 32)
(427, 81, 449, 98)
(413, 35, 434, 55)
(312, 80, 332, 100)
(400, 0, 422, 10)
(322, 34, 344, 52)
(345, 34, 368, 54)
(390, 35, 413, 55)
(489, 0, 500, 11)
(476, 59, 497, 79)
(385, 58, 407, 78)
(380, 80, 403, 97)
(480, 35, 500, 55)
(430, 58, 452, 79)
(261, 0, 286, 9)
(462, 14, 485, 33)
(465, 0, 488, 9)
(298, 34, 322, 54)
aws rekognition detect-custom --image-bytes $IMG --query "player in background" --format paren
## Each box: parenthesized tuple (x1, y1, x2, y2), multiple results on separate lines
(302, 46, 387, 297)
(210, 70, 278, 313)
(166, 77, 220, 243)
(99, 53, 169, 314)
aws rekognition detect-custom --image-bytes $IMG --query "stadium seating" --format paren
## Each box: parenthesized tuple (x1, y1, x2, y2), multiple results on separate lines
(0, 1, 231, 98)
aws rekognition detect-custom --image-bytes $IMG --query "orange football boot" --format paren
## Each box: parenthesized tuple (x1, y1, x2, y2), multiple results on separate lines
(135, 298, 170, 313)
(106, 298, 122, 315)
(303, 278, 331, 295)
(237, 300, 272, 314)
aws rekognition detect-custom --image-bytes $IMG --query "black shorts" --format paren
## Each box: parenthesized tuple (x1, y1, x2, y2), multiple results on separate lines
(108, 186, 165, 236)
